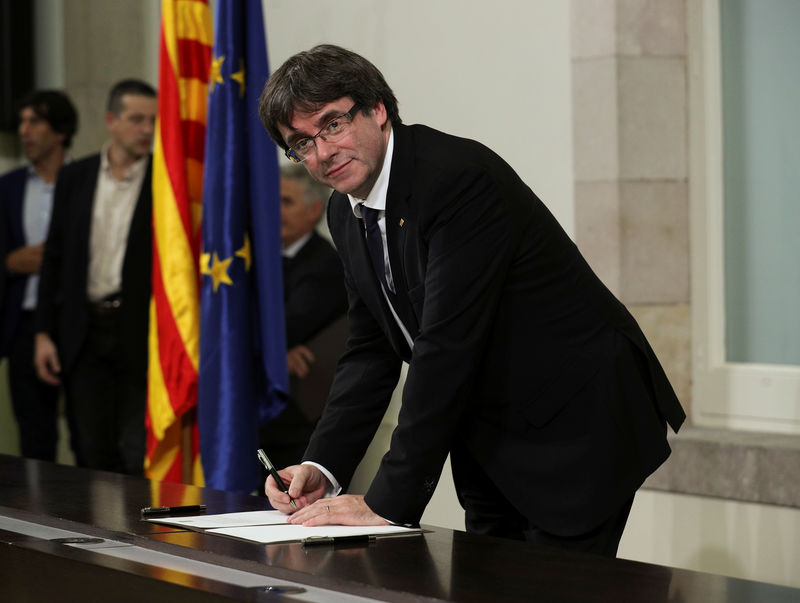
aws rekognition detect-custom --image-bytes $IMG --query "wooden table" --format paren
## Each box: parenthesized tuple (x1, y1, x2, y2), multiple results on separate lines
(0, 454, 797, 602)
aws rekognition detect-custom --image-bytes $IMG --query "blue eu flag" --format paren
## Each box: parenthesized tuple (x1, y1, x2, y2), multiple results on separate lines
(199, 0, 288, 492)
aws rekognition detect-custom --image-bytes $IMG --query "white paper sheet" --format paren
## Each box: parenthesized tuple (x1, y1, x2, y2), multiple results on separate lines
(207, 523, 422, 544)
(144, 510, 288, 529)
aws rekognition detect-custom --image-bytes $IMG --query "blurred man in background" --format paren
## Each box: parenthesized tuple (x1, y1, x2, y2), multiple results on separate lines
(34, 79, 156, 475)
(0, 90, 77, 461)
(259, 163, 347, 470)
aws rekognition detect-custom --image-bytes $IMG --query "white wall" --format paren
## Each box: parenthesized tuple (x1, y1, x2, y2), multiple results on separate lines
(263, 0, 574, 233)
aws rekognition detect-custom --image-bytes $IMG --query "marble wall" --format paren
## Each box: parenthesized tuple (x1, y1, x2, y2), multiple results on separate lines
(572, 0, 691, 409)
(40, 0, 159, 159)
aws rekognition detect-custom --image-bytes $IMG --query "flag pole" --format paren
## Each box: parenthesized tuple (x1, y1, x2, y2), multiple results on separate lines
(181, 408, 196, 483)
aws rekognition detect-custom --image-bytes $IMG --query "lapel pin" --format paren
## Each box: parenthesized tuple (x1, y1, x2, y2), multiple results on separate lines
(399, 218, 405, 227)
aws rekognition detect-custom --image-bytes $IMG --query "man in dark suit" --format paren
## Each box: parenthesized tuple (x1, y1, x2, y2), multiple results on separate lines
(258, 45, 685, 556)
(0, 90, 77, 461)
(259, 164, 347, 470)
(34, 79, 156, 475)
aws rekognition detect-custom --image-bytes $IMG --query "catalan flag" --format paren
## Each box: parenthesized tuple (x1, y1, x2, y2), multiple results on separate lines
(145, 0, 212, 484)
(198, 0, 288, 492)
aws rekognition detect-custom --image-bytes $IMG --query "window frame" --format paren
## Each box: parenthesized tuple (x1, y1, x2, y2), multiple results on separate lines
(689, 0, 800, 434)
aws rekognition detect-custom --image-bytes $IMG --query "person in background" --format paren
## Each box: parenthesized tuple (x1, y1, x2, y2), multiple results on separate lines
(0, 90, 77, 461)
(259, 44, 685, 557)
(259, 163, 347, 471)
(34, 79, 156, 475)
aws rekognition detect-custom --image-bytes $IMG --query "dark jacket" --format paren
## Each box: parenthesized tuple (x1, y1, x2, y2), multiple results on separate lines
(0, 167, 30, 356)
(283, 231, 346, 349)
(34, 154, 152, 377)
(304, 123, 685, 535)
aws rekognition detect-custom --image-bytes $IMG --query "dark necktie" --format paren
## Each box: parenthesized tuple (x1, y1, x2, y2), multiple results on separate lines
(361, 205, 393, 295)
(360, 205, 418, 348)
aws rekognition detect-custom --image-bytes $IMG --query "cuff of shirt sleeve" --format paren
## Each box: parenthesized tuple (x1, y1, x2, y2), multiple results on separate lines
(301, 461, 342, 497)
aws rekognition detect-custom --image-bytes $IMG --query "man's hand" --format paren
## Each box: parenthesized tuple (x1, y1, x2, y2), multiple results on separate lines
(287, 345, 315, 378)
(265, 463, 328, 513)
(34, 333, 61, 385)
(287, 494, 390, 527)
(5, 244, 44, 274)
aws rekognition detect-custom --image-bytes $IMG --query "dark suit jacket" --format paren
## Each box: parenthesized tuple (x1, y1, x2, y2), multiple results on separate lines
(283, 231, 347, 349)
(0, 167, 30, 356)
(283, 231, 347, 421)
(34, 154, 152, 377)
(304, 124, 685, 535)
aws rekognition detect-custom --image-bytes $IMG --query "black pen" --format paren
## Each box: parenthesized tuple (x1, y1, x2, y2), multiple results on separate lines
(141, 504, 206, 516)
(257, 448, 298, 509)
(301, 535, 376, 546)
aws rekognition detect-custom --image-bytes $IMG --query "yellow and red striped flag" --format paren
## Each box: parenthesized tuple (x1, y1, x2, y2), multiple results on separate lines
(145, 0, 212, 484)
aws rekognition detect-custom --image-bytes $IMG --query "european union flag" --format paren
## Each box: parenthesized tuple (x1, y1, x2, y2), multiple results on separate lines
(199, 0, 288, 492)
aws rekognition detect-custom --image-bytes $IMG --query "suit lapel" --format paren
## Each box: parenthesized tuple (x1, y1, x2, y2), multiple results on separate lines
(343, 202, 381, 298)
(121, 156, 153, 284)
(334, 193, 411, 358)
(125, 157, 152, 245)
(76, 156, 102, 275)
(384, 126, 419, 336)
(330, 125, 426, 357)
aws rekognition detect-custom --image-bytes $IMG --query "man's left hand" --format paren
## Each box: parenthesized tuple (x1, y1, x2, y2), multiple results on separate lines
(286, 494, 389, 527)
(287, 345, 315, 378)
(6, 244, 44, 274)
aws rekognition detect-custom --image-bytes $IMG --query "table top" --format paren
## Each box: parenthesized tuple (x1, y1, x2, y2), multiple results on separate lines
(1, 454, 797, 602)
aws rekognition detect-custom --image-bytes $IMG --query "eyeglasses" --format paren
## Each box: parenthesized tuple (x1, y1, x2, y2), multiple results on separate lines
(285, 104, 359, 163)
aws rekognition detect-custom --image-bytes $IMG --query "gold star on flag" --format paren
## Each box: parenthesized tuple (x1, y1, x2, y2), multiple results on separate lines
(235, 233, 252, 271)
(208, 252, 233, 292)
(200, 252, 211, 275)
(209, 54, 225, 92)
(231, 59, 245, 98)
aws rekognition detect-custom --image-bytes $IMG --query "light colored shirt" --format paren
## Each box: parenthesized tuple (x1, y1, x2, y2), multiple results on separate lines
(282, 232, 312, 258)
(87, 143, 148, 302)
(21, 166, 56, 309)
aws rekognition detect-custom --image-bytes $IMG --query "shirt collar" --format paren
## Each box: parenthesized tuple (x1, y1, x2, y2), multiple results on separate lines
(25, 155, 72, 183)
(348, 127, 394, 218)
(25, 164, 41, 181)
(282, 231, 313, 258)
(100, 141, 148, 181)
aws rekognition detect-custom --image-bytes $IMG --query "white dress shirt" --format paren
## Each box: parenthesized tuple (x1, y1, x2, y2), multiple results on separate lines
(282, 232, 312, 258)
(21, 166, 56, 309)
(346, 130, 414, 351)
(87, 143, 148, 302)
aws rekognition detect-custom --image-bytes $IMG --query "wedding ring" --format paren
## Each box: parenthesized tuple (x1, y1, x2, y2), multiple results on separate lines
(326, 505, 331, 513)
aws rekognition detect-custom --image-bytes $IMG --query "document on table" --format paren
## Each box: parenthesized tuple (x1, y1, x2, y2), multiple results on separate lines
(209, 523, 422, 544)
(144, 510, 288, 529)
(144, 510, 423, 544)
